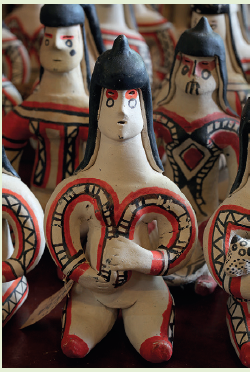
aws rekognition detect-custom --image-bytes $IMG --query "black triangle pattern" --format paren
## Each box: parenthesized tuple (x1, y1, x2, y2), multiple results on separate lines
(2, 276, 28, 324)
(2, 192, 37, 276)
(227, 296, 250, 347)
(64, 126, 79, 178)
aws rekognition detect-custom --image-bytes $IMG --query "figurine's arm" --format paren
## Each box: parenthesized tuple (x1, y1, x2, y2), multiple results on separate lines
(44, 178, 117, 292)
(103, 188, 197, 276)
(2, 109, 31, 171)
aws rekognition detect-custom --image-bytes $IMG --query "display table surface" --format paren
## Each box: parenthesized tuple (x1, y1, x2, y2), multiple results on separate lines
(3, 144, 244, 368)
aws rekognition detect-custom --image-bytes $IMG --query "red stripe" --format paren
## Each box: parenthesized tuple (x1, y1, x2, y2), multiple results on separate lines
(154, 107, 239, 132)
(235, 91, 242, 116)
(137, 19, 167, 28)
(21, 101, 89, 114)
(150, 250, 165, 275)
(101, 28, 144, 41)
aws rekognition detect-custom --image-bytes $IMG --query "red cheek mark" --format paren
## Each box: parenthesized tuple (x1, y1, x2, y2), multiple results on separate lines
(60, 35, 74, 39)
(125, 89, 138, 99)
(106, 89, 118, 100)
(45, 33, 52, 38)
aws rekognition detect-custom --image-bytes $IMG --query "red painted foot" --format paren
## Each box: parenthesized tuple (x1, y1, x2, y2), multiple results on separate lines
(61, 334, 89, 358)
(140, 336, 173, 363)
(195, 275, 217, 296)
(240, 342, 250, 367)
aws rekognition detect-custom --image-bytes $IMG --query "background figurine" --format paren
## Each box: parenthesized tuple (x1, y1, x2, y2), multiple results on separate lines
(229, 4, 250, 82)
(191, 4, 250, 116)
(153, 18, 240, 294)
(95, 4, 153, 85)
(2, 74, 22, 118)
(203, 98, 250, 368)
(2, 21, 30, 93)
(2, 4, 91, 210)
(133, 4, 177, 95)
(4, 4, 44, 87)
(44, 35, 197, 362)
(2, 147, 45, 326)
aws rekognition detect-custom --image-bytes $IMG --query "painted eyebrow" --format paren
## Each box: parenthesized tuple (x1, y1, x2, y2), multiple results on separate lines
(60, 35, 74, 39)
(45, 33, 52, 38)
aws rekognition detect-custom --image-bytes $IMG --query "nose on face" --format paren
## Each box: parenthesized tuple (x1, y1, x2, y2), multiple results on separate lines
(192, 60, 198, 76)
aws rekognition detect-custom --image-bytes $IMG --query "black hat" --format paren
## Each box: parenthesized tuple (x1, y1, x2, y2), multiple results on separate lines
(77, 35, 163, 172)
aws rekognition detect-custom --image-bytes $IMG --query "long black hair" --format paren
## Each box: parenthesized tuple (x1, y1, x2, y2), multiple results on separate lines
(230, 98, 250, 193)
(76, 34, 163, 172)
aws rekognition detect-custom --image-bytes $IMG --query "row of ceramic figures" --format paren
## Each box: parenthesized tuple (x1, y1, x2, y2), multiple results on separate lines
(1, 4, 250, 367)
(2, 4, 250, 105)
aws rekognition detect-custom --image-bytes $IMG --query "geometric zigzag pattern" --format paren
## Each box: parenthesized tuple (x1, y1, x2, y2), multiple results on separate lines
(2, 192, 37, 278)
(3, 44, 25, 85)
(227, 296, 250, 348)
(211, 210, 250, 284)
(2, 276, 28, 325)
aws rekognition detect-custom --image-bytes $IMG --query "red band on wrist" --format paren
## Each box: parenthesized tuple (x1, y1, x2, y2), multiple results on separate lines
(150, 250, 165, 275)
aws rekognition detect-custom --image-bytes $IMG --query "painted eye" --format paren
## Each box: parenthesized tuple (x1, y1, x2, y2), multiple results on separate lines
(106, 90, 118, 100)
(125, 90, 138, 99)
(60, 35, 74, 40)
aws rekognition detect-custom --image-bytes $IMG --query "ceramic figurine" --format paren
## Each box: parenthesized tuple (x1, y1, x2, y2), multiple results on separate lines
(203, 98, 250, 367)
(80, 4, 105, 73)
(4, 5, 44, 86)
(153, 17, 240, 294)
(191, 4, 250, 116)
(229, 5, 250, 82)
(96, 4, 153, 85)
(2, 4, 91, 211)
(2, 147, 45, 326)
(2, 22, 30, 89)
(44, 35, 197, 362)
(2, 75, 22, 118)
(160, 5, 191, 38)
(133, 4, 177, 94)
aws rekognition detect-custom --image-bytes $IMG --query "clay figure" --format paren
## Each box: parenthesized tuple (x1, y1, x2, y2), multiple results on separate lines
(2, 21, 30, 89)
(133, 4, 177, 94)
(203, 98, 250, 367)
(44, 35, 197, 362)
(191, 4, 250, 116)
(2, 147, 45, 326)
(96, 4, 153, 85)
(2, 4, 91, 210)
(153, 17, 240, 294)
(2, 74, 22, 118)
(4, 5, 44, 86)
(229, 5, 250, 82)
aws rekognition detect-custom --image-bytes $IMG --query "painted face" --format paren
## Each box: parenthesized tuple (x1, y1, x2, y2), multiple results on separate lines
(191, 13, 226, 40)
(175, 54, 218, 95)
(98, 89, 144, 141)
(40, 25, 83, 73)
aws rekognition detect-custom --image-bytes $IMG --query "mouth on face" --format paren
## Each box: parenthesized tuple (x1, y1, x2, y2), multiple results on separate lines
(185, 79, 200, 95)
(53, 59, 61, 62)
(117, 120, 126, 125)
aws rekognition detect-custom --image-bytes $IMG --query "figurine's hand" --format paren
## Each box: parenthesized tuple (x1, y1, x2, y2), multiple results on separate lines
(103, 236, 152, 273)
(78, 267, 117, 293)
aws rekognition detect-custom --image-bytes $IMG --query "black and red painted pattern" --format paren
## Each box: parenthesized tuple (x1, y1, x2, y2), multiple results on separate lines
(46, 178, 196, 287)
(2, 188, 42, 281)
(207, 204, 250, 299)
(2, 101, 89, 188)
(5, 16, 44, 67)
(2, 276, 28, 326)
(153, 108, 240, 217)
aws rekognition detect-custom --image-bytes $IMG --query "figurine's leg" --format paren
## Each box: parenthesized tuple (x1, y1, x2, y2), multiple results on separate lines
(226, 296, 250, 367)
(61, 283, 118, 358)
(195, 220, 217, 295)
(122, 280, 174, 363)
